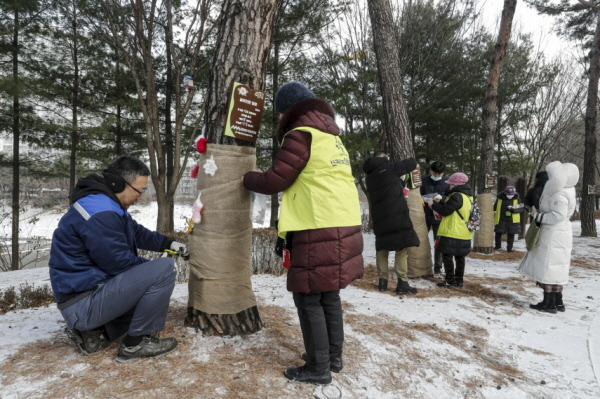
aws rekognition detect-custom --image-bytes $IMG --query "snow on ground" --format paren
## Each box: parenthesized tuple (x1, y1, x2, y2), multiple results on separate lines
(1, 203, 599, 398)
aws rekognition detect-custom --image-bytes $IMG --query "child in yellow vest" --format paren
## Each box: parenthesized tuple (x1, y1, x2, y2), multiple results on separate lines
(494, 186, 524, 252)
(430, 172, 473, 287)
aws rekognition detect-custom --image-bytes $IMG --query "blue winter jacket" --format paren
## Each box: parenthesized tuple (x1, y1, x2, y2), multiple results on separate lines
(49, 175, 170, 304)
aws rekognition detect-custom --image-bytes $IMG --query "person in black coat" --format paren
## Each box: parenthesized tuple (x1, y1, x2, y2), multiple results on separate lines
(524, 171, 549, 213)
(494, 185, 524, 252)
(363, 152, 420, 295)
(420, 161, 449, 273)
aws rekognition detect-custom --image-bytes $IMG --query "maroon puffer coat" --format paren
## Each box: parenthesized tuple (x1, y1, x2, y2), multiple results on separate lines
(243, 98, 364, 293)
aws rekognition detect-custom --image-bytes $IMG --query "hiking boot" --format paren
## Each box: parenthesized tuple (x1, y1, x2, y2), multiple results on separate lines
(300, 352, 343, 373)
(65, 327, 110, 356)
(377, 278, 388, 292)
(284, 365, 331, 385)
(395, 280, 418, 295)
(116, 335, 177, 363)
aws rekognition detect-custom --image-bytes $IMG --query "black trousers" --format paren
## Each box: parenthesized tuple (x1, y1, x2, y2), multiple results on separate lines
(293, 290, 343, 373)
(442, 253, 466, 283)
(495, 232, 515, 251)
(431, 223, 442, 268)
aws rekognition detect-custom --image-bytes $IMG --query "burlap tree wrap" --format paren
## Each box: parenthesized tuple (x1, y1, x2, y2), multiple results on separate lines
(188, 144, 259, 315)
(473, 192, 494, 253)
(407, 188, 433, 278)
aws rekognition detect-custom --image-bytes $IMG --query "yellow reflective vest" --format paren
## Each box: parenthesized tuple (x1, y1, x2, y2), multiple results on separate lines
(437, 192, 473, 240)
(278, 126, 361, 238)
(494, 198, 521, 224)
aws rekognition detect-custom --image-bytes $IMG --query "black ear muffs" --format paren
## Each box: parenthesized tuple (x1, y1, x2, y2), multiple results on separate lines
(102, 170, 126, 193)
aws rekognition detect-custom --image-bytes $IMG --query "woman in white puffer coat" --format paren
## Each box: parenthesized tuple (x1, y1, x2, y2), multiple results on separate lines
(518, 161, 579, 314)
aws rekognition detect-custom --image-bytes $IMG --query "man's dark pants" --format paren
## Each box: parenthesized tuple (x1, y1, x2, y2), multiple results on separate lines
(59, 257, 176, 340)
(427, 221, 443, 270)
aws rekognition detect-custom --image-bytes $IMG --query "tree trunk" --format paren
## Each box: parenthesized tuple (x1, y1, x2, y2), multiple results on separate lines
(11, 9, 20, 271)
(270, 36, 281, 228)
(580, 10, 600, 237)
(69, 6, 79, 195)
(367, 0, 413, 160)
(473, 0, 517, 253)
(186, 0, 282, 336)
(367, 0, 432, 276)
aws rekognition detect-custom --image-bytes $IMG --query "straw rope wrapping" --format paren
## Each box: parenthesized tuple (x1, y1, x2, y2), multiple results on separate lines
(187, 144, 263, 335)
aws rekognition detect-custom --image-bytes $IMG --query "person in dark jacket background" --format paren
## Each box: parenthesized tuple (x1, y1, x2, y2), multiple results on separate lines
(430, 172, 474, 287)
(363, 152, 420, 294)
(494, 185, 524, 252)
(420, 161, 449, 273)
(243, 82, 363, 385)
(49, 156, 186, 362)
(524, 171, 549, 213)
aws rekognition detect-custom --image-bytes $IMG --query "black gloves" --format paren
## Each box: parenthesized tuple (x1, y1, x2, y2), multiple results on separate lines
(275, 237, 285, 257)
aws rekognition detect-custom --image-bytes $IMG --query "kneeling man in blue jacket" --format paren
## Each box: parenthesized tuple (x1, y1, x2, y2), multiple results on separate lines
(49, 155, 186, 363)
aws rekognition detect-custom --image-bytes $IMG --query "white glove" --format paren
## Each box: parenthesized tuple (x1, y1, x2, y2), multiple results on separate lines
(170, 241, 189, 259)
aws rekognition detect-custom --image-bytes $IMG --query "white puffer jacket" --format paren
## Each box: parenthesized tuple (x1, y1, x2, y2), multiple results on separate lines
(518, 161, 579, 285)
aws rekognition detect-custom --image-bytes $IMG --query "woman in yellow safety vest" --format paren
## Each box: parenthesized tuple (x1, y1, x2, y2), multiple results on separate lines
(243, 81, 363, 385)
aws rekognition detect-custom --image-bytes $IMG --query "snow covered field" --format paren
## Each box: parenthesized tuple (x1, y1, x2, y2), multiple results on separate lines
(0, 202, 599, 398)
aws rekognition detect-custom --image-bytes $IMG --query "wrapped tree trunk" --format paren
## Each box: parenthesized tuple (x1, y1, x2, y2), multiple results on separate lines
(407, 189, 433, 277)
(185, 0, 282, 335)
(367, 0, 431, 275)
(186, 144, 263, 335)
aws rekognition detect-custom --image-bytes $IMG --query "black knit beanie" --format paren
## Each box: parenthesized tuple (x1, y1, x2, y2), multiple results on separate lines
(274, 82, 316, 114)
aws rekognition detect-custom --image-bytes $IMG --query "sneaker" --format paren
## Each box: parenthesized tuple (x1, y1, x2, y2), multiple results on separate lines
(300, 352, 343, 373)
(395, 280, 418, 295)
(116, 335, 177, 363)
(65, 328, 110, 356)
(284, 365, 331, 385)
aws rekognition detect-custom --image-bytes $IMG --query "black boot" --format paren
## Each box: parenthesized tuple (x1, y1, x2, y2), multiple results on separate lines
(329, 353, 343, 373)
(437, 279, 457, 288)
(396, 280, 418, 294)
(556, 292, 565, 312)
(538, 292, 557, 314)
(378, 278, 388, 292)
(301, 352, 343, 373)
(529, 292, 548, 310)
(284, 365, 331, 385)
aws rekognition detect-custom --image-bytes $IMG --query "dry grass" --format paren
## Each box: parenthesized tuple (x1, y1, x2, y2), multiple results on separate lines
(0, 283, 55, 315)
(571, 256, 599, 271)
(352, 263, 524, 308)
(0, 289, 553, 398)
(0, 303, 315, 399)
(468, 249, 525, 262)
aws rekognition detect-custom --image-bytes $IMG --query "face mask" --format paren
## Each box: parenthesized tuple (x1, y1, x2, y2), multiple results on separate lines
(506, 195, 514, 199)
(431, 176, 442, 181)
